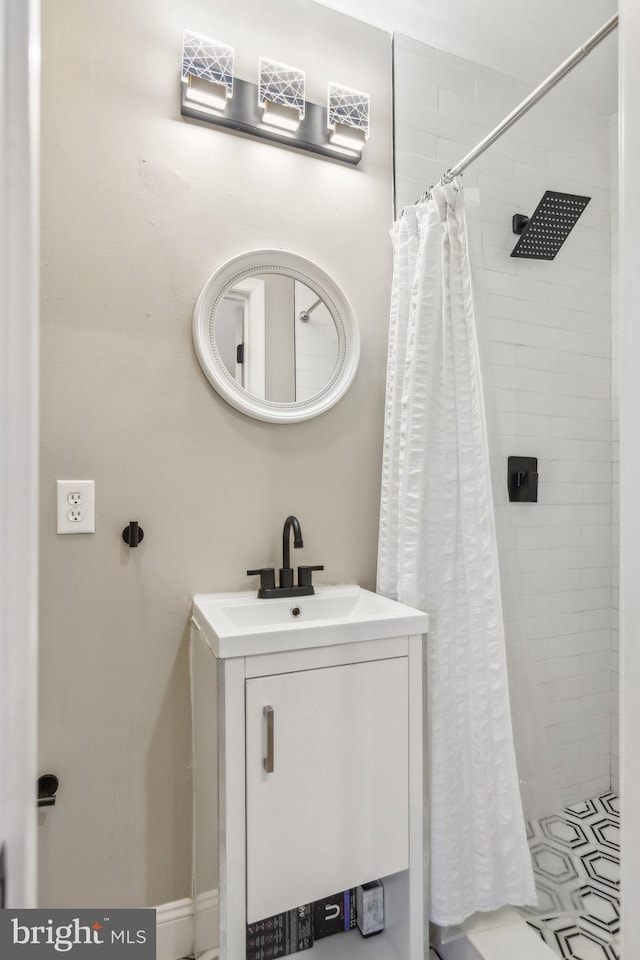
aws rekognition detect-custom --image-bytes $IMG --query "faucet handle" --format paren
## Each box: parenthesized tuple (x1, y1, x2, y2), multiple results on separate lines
(297, 565, 324, 590)
(247, 568, 276, 592)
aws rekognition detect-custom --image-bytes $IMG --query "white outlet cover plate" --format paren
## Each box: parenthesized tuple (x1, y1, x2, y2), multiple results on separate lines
(56, 480, 95, 534)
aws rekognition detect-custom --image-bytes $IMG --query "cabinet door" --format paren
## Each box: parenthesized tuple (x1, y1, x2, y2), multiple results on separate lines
(245, 657, 409, 922)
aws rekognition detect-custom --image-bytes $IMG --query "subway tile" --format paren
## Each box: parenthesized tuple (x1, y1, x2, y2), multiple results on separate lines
(548, 328, 582, 353)
(480, 243, 517, 275)
(557, 784, 586, 807)
(548, 284, 610, 316)
(580, 272, 611, 300)
(548, 460, 610, 483)
(561, 242, 610, 275)
(395, 149, 441, 182)
(517, 551, 551, 573)
(494, 388, 517, 412)
(548, 372, 609, 399)
(394, 125, 439, 158)
(492, 365, 549, 392)
(483, 270, 549, 304)
(438, 88, 498, 127)
(577, 226, 609, 254)
(412, 56, 477, 98)
(520, 346, 583, 375)
(526, 611, 582, 640)
(582, 440, 612, 461)
(549, 742, 583, 770)
(487, 317, 549, 346)
(554, 754, 609, 788)
(527, 638, 550, 661)
(582, 732, 610, 756)
(550, 417, 610, 441)
(582, 484, 611, 505)
(516, 391, 552, 415)
(536, 482, 574, 505)
(517, 300, 582, 332)
(551, 631, 611, 657)
(581, 608, 611, 631)
(580, 651, 612, 675)
(531, 657, 580, 684)
(546, 711, 609, 741)
(539, 438, 584, 460)
(549, 547, 611, 571)
(544, 699, 582, 728)
(579, 774, 611, 796)
(581, 692, 611, 718)
(483, 292, 517, 319)
(518, 526, 583, 552)
(580, 526, 611, 549)
(581, 397, 611, 420)
(582, 568, 612, 590)
(583, 355, 610, 379)
(474, 71, 530, 112)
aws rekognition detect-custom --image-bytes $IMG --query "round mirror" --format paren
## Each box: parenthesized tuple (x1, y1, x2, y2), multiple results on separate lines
(193, 250, 360, 422)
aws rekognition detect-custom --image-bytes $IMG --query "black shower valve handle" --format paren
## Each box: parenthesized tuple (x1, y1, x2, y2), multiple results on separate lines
(247, 568, 276, 592)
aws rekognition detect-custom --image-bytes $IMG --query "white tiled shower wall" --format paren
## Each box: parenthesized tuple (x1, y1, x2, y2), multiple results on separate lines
(394, 35, 617, 816)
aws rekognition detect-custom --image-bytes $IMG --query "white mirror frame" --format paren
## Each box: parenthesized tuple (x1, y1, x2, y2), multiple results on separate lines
(193, 250, 360, 423)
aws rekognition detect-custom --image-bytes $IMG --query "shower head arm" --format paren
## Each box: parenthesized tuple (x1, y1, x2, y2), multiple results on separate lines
(512, 214, 530, 236)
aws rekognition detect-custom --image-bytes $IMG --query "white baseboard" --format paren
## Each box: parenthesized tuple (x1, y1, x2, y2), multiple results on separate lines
(155, 894, 219, 960)
(156, 898, 194, 960)
(194, 889, 219, 960)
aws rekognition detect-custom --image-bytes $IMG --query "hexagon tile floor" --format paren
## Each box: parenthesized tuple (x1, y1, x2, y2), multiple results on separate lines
(524, 792, 620, 959)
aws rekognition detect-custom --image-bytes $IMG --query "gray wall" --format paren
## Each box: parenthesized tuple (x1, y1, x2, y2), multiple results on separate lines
(39, 0, 392, 907)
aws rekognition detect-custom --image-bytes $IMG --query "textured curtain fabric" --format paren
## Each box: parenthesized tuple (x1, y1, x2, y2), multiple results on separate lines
(378, 181, 537, 926)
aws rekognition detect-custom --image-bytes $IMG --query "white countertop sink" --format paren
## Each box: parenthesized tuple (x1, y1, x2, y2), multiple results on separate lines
(191, 584, 428, 658)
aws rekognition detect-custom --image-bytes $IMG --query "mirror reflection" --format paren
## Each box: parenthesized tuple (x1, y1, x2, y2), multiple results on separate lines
(214, 273, 339, 403)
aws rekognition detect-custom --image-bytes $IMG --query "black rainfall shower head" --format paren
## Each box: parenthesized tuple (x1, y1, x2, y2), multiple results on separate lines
(510, 190, 590, 260)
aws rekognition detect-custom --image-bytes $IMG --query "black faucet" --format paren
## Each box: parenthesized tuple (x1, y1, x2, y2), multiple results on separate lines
(280, 515, 304, 588)
(247, 515, 324, 599)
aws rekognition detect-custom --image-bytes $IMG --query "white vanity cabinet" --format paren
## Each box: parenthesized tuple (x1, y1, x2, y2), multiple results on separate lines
(190, 586, 428, 960)
(246, 657, 409, 922)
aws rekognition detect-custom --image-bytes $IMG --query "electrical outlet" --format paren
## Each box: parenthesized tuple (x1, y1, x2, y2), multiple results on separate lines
(57, 480, 95, 534)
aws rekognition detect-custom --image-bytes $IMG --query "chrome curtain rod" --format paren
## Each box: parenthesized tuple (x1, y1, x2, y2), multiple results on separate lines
(414, 13, 618, 203)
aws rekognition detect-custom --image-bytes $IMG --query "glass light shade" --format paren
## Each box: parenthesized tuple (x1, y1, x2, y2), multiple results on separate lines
(327, 83, 370, 141)
(259, 58, 305, 128)
(182, 30, 234, 103)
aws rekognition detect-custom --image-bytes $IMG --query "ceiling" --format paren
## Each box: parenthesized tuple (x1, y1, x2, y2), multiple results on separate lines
(313, 0, 618, 115)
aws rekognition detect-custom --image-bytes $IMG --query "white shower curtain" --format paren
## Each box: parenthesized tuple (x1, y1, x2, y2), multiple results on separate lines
(378, 180, 537, 927)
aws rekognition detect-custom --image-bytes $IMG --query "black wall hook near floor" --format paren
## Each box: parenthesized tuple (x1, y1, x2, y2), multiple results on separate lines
(38, 774, 59, 808)
(122, 521, 144, 547)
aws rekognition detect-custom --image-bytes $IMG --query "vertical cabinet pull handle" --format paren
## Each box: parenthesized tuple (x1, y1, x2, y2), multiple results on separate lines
(263, 705, 274, 773)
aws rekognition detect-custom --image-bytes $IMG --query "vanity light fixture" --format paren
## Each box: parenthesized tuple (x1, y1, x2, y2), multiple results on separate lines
(258, 58, 305, 133)
(180, 32, 368, 165)
(181, 30, 234, 113)
(328, 83, 369, 153)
